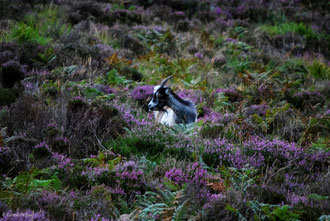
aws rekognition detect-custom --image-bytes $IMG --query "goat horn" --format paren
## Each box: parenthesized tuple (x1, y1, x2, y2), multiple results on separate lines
(160, 75, 173, 88)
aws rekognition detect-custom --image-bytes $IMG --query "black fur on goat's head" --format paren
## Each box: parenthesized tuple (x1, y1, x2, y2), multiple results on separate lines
(148, 75, 172, 112)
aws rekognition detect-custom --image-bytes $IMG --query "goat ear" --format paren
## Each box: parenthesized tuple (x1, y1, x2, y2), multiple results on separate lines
(165, 88, 171, 95)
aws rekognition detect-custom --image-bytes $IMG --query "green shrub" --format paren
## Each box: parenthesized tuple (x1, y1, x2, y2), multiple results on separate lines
(2, 168, 61, 194)
(105, 69, 132, 86)
(120, 66, 143, 82)
(260, 22, 318, 40)
(308, 60, 330, 80)
(1, 4, 71, 45)
(109, 135, 166, 159)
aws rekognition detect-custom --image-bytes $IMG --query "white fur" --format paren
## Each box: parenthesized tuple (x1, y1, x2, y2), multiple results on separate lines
(154, 107, 176, 126)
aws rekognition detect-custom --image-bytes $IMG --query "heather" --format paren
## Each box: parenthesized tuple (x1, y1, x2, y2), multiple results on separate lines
(0, 0, 329, 220)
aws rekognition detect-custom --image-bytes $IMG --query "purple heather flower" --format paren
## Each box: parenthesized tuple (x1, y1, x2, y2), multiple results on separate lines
(2, 60, 27, 76)
(311, 24, 320, 32)
(34, 142, 50, 151)
(123, 160, 136, 169)
(90, 214, 110, 221)
(69, 190, 77, 198)
(174, 11, 185, 17)
(177, 89, 205, 104)
(52, 152, 74, 169)
(109, 185, 125, 195)
(245, 104, 269, 117)
(114, 103, 150, 127)
(226, 38, 237, 43)
(293, 91, 321, 98)
(104, 86, 116, 94)
(325, 109, 330, 116)
(236, 5, 246, 14)
(47, 123, 57, 128)
(0, 146, 8, 152)
(194, 52, 203, 59)
(215, 7, 222, 15)
(287, 192, 308, 206)
(165, 162, 208, 186)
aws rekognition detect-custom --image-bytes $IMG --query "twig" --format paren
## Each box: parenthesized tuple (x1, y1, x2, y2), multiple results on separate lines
(264, 162, 292, 187)
(88, 128, 107, 151)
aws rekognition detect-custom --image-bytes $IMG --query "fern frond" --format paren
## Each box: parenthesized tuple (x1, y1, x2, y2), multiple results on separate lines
(172, 199, 189, 221)
(156, 187, 175, 205)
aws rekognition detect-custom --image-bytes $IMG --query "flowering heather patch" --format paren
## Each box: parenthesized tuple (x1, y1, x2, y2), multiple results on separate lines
(90, 214, 110, 221)
(82, 166, 110, 179)
(165, 168, 185, 185)
(215, 87, 242, 102)
(115, 168, 143, 181)
(165, 162, 208, 186)
(243, 136, 303, 168)
(52, 152, 74, 169)
(286, 192, 309, 206)
(177, 89, 205, 104)
(131, 85, 154, 101)
(104, 86, 116, 94)
(115, 160, 144, 182)
(113, 103, 149, 127)
(245, 104, 269, 117)
(200, 111, 234, 124)
(203, 138, 243, 168)
(36, 190, 64, 209)
(34, 141, 50, 150)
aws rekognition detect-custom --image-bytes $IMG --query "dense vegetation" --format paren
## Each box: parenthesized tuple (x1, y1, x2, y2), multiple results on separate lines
(0, 0, 329, 220)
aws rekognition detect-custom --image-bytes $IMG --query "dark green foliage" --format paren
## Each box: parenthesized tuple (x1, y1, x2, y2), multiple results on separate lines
(202, 152, 220, 168)
(308, 60, 330, 80)
(58, 164, 89, 190)
(0, 61, 26, 88)
(32, 146, 52, 159)
(0, 88, 17, 106)
(110, 135, 166, 159)
(2, 168, 61, 194)
(120, 66, 143, 82)
(200, 124, 225, 139)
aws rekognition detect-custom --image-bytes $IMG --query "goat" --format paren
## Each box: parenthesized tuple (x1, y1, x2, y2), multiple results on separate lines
(148, 76, 197, 126)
